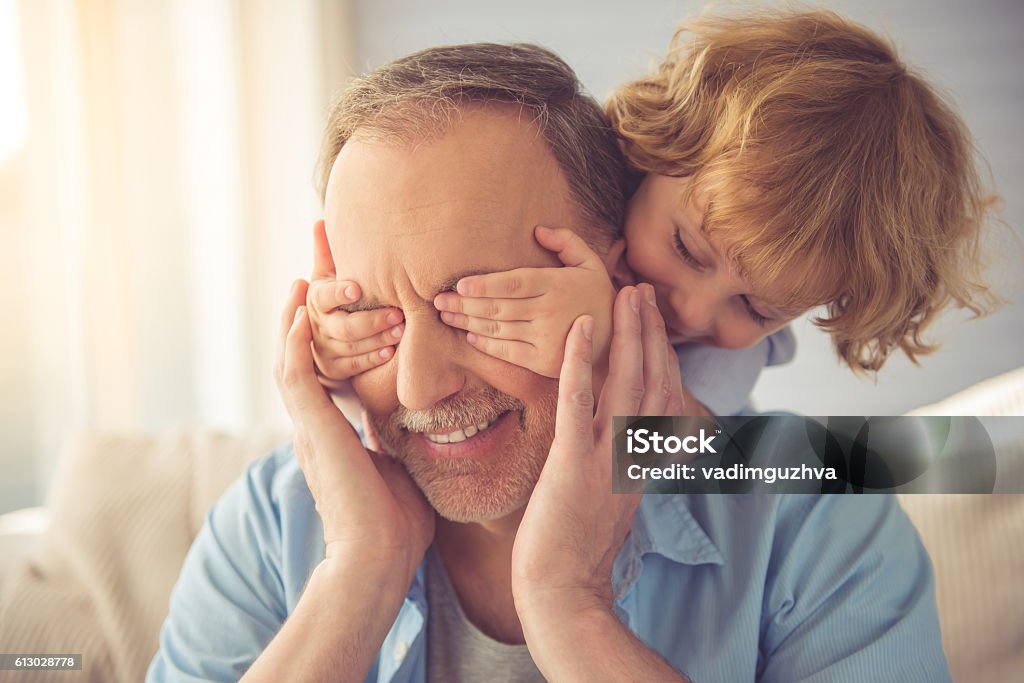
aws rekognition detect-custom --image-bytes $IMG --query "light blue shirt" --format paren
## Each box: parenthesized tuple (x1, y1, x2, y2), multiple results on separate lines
(679, 326, 797, 415)
(147, 440, 950, 682)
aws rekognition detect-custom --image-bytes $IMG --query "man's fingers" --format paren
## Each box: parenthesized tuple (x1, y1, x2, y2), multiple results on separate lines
(454, 269, 546, 299)
(534, 225, 604, 270)
(665, 340, 686, 415)
(279, 307, 337, 412)
(552, 315, 596, 455)
(439, 311, 532, 341)
(309, 279, 361, 314)
(637, 284, 671, 417)
(280, 307, 370, 456)
(361, 408, 384, 453)
(311, 220, 336, 280)
(595, 286, 645, 427)
(278, 280, 309, 362)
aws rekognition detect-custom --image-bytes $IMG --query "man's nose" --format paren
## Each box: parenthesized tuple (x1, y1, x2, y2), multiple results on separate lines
(394, 312, 466, 411)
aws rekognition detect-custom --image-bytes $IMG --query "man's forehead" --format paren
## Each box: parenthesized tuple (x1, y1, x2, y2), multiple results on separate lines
(323, 109, 578, 302)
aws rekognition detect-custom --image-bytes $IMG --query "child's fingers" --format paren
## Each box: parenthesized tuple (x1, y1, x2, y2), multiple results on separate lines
(453, 269, 547, 299)
(433, 293, 535, 321)
(311, 220, 336, 280)
(438, 311, 532, 341)
(320, 323, 404, 357)
(317, 346, 395, 381)
(311, 357, 351, 391)
(319, 307, 404, 344)
(309, 279, 362, 314)
(534, 225, 604, 270)
(464, 334, 542, 372)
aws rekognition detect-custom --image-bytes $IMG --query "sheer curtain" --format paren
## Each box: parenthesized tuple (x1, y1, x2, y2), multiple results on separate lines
(1, 0, 354, 512)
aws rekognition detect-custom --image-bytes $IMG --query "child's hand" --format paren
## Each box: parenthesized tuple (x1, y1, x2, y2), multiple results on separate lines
(306, 220, 405, 390)
(432, 226, 614, 378)
(308, 280, 405, 386)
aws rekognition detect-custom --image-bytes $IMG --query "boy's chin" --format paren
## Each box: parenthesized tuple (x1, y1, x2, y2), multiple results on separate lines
(667, 327, 715, 346)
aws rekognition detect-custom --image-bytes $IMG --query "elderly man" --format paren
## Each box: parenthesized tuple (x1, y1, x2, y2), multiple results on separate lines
(147, 44, 949, 682)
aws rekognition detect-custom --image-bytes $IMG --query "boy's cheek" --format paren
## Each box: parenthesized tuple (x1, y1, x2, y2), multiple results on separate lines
(714, 318, 786, 351)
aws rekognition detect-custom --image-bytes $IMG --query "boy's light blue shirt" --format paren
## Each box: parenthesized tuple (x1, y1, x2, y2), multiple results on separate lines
(147, 439, 950, 683)
(679, 326, 797, 415)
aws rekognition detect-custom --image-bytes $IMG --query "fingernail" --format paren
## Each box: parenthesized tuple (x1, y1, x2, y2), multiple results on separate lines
(466, 332, 478, 344)
(440, 311, 453, 323)
(433, 295, 449, 310)
(378, 347, 392, 360)
(343, 285, 358, 301)
(643, 284, 656, 306)
(629, 288, 640, 312)
(386, 311, 401, 325)
(390, 324, 403, 339)
(456, 280, 473, 296)
(581, 316, 594, 340)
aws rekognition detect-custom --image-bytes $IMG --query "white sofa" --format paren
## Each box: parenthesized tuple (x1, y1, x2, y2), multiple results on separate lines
(1, 369, 1022, 682)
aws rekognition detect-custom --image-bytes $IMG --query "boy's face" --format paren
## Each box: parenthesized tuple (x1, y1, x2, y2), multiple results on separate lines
(623, 174, 800, 349)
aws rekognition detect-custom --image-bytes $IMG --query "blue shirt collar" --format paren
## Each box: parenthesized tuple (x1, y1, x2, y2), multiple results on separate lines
(629, 494, 725, 567)
(611, 494, 724, 607)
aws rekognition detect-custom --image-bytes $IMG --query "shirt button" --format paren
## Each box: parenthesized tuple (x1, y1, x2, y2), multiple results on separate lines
(393, 640, 409, 661)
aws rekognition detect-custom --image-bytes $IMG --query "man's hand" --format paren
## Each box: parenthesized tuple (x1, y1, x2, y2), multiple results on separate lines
(306, 220, 405, 390)
(432, 226, 615, 378)
(511, 283, 689, 682)
(244, 278, 433, 683)
(275, 277, 433, 571)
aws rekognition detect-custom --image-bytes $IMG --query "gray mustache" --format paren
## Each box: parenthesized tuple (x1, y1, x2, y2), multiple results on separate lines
(392, 388, 524, 432)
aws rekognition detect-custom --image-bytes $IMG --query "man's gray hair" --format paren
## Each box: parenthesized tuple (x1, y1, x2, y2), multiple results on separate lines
(316, 43, 629, 250)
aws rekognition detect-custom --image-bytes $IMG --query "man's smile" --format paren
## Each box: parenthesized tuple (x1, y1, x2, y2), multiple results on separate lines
(415, 413, 504, 444)
(407, 411, 520, 460)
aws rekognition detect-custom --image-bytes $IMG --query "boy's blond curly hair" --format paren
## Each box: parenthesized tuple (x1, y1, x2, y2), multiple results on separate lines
(607, 8, 1001, 372)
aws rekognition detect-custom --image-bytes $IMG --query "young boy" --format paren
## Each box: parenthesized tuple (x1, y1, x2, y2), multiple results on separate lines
(307, 8, 998, 416)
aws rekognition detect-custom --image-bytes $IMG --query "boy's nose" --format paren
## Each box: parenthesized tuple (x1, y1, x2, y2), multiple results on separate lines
(671, 291, 716, 336)
(395, 313, 466, 411)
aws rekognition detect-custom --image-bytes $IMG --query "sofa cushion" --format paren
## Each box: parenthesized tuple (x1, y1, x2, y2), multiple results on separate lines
(0, 430, 284, 683)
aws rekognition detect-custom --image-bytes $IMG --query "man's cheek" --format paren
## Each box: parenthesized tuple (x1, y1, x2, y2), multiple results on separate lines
(469, 356, 557, 407)
(350, 363, 400, 417)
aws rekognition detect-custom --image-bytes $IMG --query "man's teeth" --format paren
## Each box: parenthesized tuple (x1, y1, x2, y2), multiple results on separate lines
(422, 418, 496, 444)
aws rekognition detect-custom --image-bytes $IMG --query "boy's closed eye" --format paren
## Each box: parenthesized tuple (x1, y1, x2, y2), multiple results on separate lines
(672, 228, 774, 327)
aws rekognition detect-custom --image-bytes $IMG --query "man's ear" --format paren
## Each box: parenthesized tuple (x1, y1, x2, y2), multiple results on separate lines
(602, 238, 634, 288)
